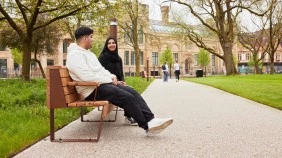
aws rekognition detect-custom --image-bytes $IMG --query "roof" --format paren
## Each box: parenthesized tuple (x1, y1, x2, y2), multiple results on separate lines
(149, 19, 180, 33)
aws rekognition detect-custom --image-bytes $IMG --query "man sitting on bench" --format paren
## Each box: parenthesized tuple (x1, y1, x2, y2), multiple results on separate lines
(66, 26, 173, 136)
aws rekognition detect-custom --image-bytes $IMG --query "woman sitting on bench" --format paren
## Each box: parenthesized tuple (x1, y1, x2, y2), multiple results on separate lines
(98, 37, 138, 126)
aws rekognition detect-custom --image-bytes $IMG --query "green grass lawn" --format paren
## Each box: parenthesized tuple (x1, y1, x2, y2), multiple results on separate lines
(0, 77, 152, 157)
(183, 74, 282, 110)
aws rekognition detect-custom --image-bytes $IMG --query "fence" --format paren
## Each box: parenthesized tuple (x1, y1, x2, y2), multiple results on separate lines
(0, 68, 44, 79)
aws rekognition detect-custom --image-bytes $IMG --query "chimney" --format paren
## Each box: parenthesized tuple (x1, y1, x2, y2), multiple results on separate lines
(161, 6, 169, 23)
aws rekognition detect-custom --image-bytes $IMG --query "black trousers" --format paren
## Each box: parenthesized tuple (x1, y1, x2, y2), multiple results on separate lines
(86, 84, 154, 130)
(175, 70, 180, 80)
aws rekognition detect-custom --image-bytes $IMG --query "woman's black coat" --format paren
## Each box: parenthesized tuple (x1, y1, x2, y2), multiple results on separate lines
(98, 37, 124, 81)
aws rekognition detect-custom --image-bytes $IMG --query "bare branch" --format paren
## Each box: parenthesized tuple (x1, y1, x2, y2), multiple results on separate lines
(33, 5, 88, 31)
(28, 0, 42, 31)
(15, 0, 28, 25)
(0, 4, 23, 36)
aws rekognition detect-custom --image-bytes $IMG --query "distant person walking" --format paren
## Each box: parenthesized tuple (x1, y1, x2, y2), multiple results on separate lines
(174, 61, 180, 82)
(162, 62, 169, 82)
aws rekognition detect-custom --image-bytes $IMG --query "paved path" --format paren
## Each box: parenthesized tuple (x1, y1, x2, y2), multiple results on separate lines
(15, 79, 282, 158)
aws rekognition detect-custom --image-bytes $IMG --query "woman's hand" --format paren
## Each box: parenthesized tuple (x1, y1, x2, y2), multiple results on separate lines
(117, 81, 126, 85)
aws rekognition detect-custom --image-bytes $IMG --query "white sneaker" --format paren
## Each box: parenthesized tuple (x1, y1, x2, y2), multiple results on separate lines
(146, 118, 173, 135)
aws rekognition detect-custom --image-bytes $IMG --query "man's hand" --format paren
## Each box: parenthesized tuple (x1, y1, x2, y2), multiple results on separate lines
(112, 77, 118, 85)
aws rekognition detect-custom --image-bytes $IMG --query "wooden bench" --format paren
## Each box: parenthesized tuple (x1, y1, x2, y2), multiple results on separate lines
(46, 66, 117, 142)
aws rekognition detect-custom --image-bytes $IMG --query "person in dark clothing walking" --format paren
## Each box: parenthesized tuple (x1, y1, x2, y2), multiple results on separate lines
(66, 26, 173, 136)
(99, 37, 137, 126)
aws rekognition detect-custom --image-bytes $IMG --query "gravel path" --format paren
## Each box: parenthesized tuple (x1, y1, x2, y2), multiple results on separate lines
(14, 79, 282, 158)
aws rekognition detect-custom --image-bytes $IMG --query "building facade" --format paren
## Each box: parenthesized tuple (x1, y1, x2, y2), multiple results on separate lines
(1, 4, 281, 78)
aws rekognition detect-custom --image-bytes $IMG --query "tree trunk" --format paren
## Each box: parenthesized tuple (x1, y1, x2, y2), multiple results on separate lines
(270, 57, 275, 74)
(254, 62, 260, 74)
(22, 40, 32, 81)
(222, 45, 237, 75)
(34, 59, 46, 78)
(134, 46, 140, 77)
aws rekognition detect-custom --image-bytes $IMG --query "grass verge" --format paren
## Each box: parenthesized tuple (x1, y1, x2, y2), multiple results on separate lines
(183, 74, 282, 110)
(0, 77, 152, 157)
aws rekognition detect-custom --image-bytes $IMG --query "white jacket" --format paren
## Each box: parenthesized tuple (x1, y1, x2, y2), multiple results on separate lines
(66, 43, 116, 99)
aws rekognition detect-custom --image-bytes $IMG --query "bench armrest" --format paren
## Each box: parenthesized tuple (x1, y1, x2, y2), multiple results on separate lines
(68, 81, 99, 86)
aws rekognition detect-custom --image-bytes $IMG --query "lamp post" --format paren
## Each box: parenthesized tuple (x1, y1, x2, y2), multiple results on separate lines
(146, 58, 149, 81)
(110, 18, 117, 38)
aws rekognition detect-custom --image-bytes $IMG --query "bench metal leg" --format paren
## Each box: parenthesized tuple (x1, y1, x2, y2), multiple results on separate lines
(50, 108, 55, 141)
(50, 108, 104, 142)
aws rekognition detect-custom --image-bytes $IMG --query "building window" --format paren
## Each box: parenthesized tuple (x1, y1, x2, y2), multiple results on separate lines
(131, 51, 135, 65)
(152, 52, 158, 66)
(173, 53, 178, 62)
(212, 54, 215, 66)
(194, 54, 198, 66)
(276, 53, 280, 61)
(238, 53, 242, 61)
(63, 40, 68, 53)
(30, 60, 37, 69)
(47, 60, 54, 66)
(63, 59, 66, 66)
(124, 51, 129, 65)
(0, 59, 7, 78)
(246, 53, 250, 61)
(140, 51, 143, 65)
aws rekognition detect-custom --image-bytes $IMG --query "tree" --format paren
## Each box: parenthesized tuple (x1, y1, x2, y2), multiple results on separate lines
(90, 40, 104, 57)
(0, 0, 99, 81)
(238, 0, 282, 74)
(167, 0, 267, 75)
(160, 47, 173, 65)
(237, 30, 268, 74)
(62, 1, 120, 41)
(263, 0, 282, 74)
(248, 55, 263, 74)
(197, 48, 210, 76)
(11, 48, 23, 65)
(32, 22, 63, 78)
(118, 0, 149, 77)
(197, 48, 210, 68)
(0, 20, 63, 78)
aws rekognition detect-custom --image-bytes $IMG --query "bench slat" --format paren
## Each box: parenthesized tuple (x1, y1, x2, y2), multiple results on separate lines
(65, 93, 79, 104)
(63, 86, 76, 95)
(68, 100, 109, 107)
(59, 68, 70, 78)
(61, 77, 73, 86)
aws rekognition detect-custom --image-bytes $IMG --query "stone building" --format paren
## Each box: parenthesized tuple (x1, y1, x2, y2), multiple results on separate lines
(1, 4, 281, 78)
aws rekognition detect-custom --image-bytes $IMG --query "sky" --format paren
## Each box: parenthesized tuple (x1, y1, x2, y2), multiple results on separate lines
(139, 0, 260, 31)
(139, 0, 200, 25)
(139, 0, 165, 21)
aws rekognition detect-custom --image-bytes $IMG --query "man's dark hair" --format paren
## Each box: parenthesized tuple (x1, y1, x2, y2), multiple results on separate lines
(74, 26, 93, 40)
